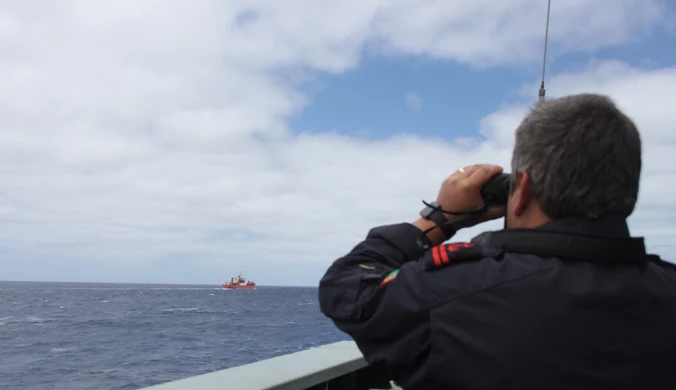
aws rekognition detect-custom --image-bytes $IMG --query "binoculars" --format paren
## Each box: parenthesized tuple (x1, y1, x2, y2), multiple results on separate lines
(481, 173, 511, 206)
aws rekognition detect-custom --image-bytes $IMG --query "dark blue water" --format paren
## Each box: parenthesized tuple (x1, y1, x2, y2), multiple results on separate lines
(0, 282, 349, 390)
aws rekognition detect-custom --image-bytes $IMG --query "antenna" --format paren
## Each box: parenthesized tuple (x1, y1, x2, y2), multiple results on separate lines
(538, 0, 552, 103)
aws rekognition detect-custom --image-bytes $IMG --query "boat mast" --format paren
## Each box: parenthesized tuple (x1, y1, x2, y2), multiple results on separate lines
(538, 0, 552, 103)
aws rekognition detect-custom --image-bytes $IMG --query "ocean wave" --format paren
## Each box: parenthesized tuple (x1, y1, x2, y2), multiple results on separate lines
(25, 316, 54, 324)
(161, 307, 202, 313)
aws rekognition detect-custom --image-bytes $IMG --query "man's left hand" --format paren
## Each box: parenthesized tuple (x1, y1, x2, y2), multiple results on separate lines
(413, 164, 507, 246)
(436, 164, 506, 229)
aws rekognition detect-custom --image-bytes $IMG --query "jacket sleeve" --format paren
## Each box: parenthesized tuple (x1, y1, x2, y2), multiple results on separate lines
(317, 223, 432, 377)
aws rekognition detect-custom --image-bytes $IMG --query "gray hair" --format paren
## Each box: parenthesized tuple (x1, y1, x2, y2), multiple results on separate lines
(511, 93, 642, 219)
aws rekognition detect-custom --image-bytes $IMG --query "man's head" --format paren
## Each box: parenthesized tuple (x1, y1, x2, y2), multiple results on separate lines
(505, 93, 642, 229)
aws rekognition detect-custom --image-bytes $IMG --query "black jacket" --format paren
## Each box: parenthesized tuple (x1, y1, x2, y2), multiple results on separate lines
(318, 215, 676, 389)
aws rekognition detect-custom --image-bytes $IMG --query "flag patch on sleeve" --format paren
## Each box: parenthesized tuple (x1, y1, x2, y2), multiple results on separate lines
(380, 269, 399, 286)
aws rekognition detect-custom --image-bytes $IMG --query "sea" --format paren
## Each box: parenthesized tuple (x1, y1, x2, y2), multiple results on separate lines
(0, 281, 349, 390)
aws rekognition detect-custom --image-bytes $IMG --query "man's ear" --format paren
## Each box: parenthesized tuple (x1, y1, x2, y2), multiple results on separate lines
(512, 171, 534, 217)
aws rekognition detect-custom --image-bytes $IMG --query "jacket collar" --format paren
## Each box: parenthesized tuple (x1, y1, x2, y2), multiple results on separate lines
(469, 214, 645, 264)
(535, 214, 630, 237)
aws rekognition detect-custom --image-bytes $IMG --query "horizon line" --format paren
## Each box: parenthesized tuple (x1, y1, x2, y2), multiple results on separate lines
(0, 279, 318, 288)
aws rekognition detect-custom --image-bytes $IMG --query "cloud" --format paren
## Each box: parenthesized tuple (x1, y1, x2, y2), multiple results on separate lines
(0, 0, 674, 284)
(405, 92, 423, 112)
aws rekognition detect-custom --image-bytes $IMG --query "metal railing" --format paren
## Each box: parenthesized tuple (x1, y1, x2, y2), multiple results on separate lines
(140, 341, 393, 390)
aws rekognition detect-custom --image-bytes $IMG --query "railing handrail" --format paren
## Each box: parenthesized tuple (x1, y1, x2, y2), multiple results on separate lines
(140, 340, 368, 390)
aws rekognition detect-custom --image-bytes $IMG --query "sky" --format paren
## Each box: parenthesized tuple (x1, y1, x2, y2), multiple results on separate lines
(1, 0, 675, 286)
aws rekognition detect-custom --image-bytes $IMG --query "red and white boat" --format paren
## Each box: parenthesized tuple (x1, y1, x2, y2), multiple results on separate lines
(222, 273, 256, 289)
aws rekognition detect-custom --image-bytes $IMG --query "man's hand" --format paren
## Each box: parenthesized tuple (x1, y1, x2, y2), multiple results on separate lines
(413, 164, 506, 246)
(436, 164, 506, 229)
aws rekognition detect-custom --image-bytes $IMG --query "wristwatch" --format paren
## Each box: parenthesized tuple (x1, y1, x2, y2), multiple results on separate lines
(419, 201, 458, 243)
(419, 201, 448, 226)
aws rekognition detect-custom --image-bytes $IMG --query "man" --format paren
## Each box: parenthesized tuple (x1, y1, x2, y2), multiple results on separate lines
(318, 93, 676, 390)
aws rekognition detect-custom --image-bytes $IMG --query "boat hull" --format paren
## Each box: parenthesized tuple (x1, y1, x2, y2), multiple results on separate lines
(222, 284, 256, 289)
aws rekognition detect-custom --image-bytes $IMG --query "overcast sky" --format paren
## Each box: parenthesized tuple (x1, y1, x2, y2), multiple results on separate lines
(1, 0, 675, 286)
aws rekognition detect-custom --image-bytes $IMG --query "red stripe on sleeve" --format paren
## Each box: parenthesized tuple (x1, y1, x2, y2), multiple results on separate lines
(433, 246, 441, 267)
(440, 245, 450, 264)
